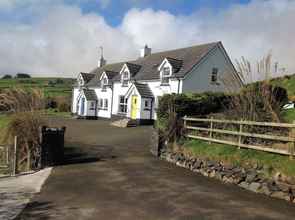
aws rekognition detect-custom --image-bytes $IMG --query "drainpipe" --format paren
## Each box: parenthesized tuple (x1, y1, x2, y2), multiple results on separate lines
(110, 82, 114, 118)
(177, 78, 181, 94)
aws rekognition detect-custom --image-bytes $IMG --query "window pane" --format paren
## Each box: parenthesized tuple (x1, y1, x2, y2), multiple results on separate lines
(161, 77, 169, 84)
(211, 68, 218, 82)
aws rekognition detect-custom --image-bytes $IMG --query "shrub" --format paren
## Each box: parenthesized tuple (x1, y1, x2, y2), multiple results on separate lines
(16, 73, 31, 78)
(2, 74, 12, 79)
(227, 82, 288, 122)
(58, 102, 70, 112)
(0, 88, 46, 170)
(157, 92, 229, 121)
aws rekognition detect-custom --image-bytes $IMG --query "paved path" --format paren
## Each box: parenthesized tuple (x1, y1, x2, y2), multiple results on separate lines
(0, 168, 51, 220)
(17, 119, 295, 219)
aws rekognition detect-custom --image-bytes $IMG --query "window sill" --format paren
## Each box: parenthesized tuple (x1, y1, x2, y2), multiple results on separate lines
(160, 83, 170, 86)
(210, 82, 220, 85)
(121, 85, 128, 87)
(144, 108, 151, 111)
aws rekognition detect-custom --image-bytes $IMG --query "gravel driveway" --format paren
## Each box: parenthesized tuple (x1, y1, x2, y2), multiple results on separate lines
(16, 118, 295, 219)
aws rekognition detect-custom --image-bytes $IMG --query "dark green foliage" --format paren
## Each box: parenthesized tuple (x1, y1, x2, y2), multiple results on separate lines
(157, 92, 229, 121)
(2, 74, 12, 79)
(16, 73, 31, 78)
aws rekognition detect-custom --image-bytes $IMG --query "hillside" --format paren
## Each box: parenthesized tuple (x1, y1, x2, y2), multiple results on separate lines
(0, 77, 74, 97)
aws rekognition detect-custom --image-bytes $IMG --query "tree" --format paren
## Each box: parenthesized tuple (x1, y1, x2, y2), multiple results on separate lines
(2, 74, 12, 79)
(16, 73, 31, 79)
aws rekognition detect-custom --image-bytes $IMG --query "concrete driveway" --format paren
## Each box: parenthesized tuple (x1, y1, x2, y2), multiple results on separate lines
(16, 118, 295, 220)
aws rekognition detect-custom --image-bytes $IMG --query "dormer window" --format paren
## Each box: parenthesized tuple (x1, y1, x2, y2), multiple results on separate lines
(161, 67, 170, 85)
(122, 71, 129, 87)
(101, 77, 108, 91)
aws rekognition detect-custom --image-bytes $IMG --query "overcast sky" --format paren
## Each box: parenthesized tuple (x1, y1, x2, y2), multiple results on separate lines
(0, 0, 294, 77)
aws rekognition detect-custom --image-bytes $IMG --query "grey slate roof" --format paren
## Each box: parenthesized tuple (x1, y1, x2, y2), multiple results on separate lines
(166, 57, 183, 73)
(134, 82, 154, 98)
(85, 42, 219, 86)
(104, 70, 118, 79)
(125, 62, 141, 76)
(81, 72, 95, 83)
(83, 89, 98, 101)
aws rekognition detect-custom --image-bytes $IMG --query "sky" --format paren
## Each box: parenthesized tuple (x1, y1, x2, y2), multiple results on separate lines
(0, 0, 294, 77)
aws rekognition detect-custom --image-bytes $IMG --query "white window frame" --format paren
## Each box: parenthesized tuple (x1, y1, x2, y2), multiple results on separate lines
(90, 101, 95, 110)
(118, 96, 127, 114)
(101, 77, 108, 91)
(211, 67, 218, 83)
(122, 71, 129, 87)
(104, 99, 108, 110)
(98, 99, 103, 109)
(161, 67, 170, 85)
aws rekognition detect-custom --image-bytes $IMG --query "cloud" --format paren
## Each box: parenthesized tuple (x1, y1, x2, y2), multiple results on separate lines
(0, 0, 294, 77)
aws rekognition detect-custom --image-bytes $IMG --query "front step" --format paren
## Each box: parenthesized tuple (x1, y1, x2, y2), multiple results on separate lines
(127, 119, 137, 127)
(111, 119, 138, 128)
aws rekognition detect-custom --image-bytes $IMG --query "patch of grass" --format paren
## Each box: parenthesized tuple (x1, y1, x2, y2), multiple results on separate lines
(184, 139, 295, 177)
(0, 77, 74, 97)
(271, 74, 295, 97)
(281, 109, 295, 123)
(45, 108, 72, 118)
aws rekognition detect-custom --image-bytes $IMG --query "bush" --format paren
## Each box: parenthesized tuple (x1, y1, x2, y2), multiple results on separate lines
(157, 92, 229, 144)
(16, 73, 31, 78)
(157, 92, 229, 121)
(2, 74, 12, 79)
(58, 102, 70, 112)
(227, 82, 288, 122)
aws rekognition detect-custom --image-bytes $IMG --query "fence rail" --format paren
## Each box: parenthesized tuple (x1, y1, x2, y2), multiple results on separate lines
(183, 117, 295, 158)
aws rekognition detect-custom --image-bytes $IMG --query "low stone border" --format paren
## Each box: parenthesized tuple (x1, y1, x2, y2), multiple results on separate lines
(160, 150, 295, 203)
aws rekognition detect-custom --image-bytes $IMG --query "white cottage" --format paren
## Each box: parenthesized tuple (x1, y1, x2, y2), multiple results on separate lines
(72, 42, 242, 125)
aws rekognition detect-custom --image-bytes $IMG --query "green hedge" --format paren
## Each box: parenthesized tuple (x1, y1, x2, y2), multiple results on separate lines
(157, 92, 229, 131)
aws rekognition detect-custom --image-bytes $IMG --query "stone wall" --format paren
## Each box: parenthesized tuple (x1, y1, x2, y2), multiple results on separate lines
(160, 149, 295, 203)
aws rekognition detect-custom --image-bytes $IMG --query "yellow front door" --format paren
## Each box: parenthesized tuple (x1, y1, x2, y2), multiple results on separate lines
(131, 95, 138, 119)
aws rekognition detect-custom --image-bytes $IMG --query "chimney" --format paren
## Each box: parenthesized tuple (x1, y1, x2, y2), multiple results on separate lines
(99, 56, 106, 67)
(98, 46, 107, 67)
(140, 45, 151, 58)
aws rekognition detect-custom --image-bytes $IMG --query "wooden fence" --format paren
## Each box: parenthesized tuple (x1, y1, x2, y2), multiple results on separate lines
(0, 145, 9, 170)
(183, 117, 295, 158)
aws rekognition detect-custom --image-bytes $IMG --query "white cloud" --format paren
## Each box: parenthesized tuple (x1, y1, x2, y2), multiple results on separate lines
(0, 0, 295, 77)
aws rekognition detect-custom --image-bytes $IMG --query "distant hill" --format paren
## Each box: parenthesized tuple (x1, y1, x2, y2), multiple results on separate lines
(0, 77, 75, 97)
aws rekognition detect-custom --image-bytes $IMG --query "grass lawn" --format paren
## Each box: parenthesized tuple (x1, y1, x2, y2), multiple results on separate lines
(282, 108, 295, 123)
(183, 139, 295, 177)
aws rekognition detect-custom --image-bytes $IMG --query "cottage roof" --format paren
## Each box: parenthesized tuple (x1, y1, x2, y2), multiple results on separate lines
(84, 42, 221, 86)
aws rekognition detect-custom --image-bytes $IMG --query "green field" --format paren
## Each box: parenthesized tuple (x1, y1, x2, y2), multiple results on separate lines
(0, 77, 75, 97)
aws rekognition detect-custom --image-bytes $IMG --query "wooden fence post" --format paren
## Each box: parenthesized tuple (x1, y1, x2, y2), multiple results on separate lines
(238, 122, 243, 149)
(289, 121, 295, 160)
(27, 149, 31, 171)
(12, 136, 17, 176)
(209, 117, 213, 144)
